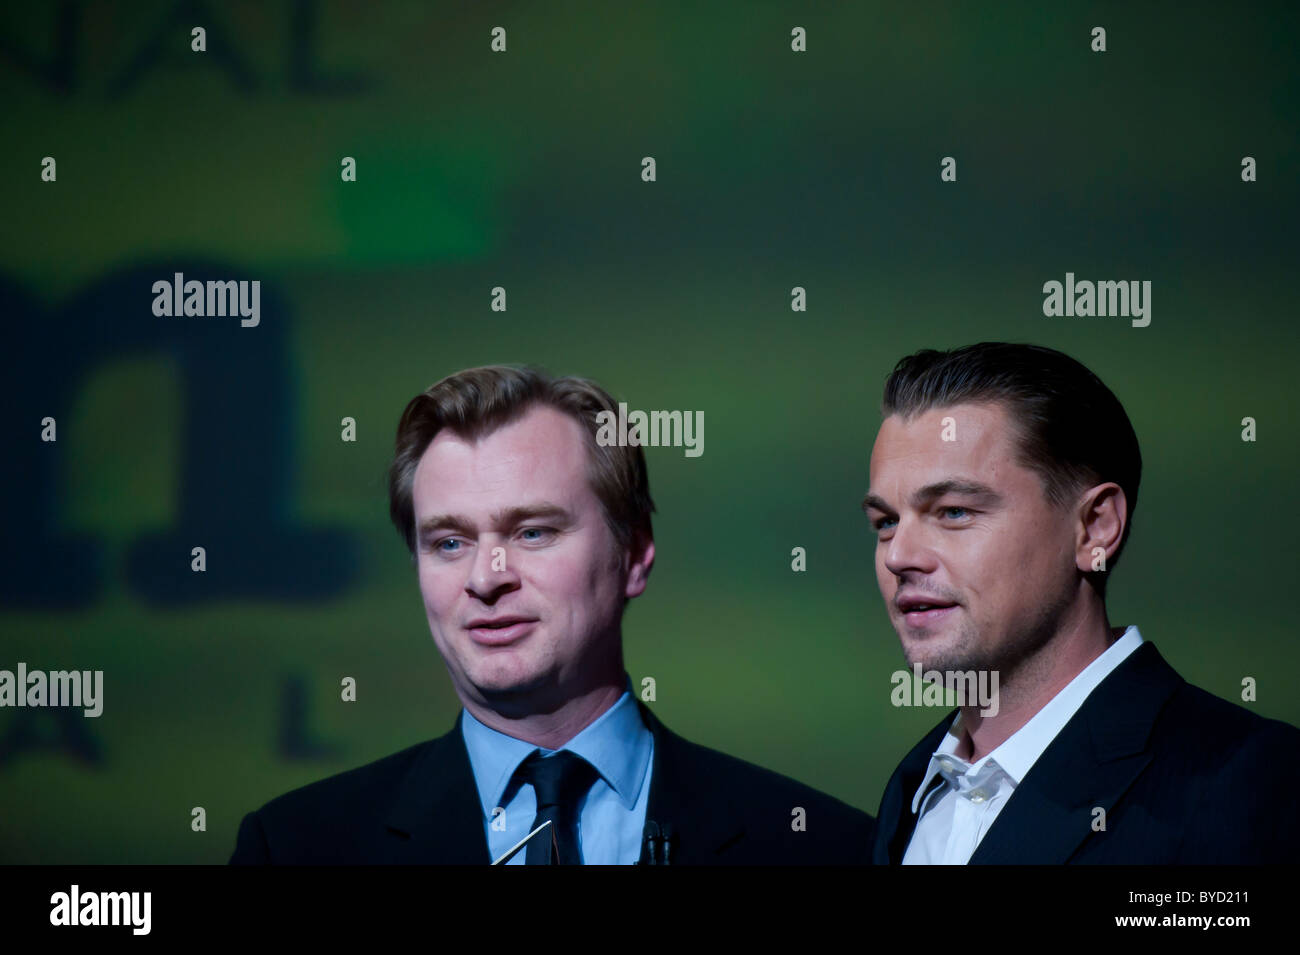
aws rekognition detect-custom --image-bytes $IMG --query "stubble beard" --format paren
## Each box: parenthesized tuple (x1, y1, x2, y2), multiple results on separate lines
(901, 606, 1059, 690)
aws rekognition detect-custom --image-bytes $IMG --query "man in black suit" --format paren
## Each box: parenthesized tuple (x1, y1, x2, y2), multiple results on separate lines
(231, 364, 872, 864)
(865, 342, 1300, 864)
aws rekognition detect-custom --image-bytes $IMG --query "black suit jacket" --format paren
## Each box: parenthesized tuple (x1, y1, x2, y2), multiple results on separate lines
(873, 640, 1300, 864)
(231, 700, 874, 864)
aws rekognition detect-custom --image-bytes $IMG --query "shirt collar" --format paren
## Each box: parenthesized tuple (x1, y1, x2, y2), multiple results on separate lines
(909, 624, 1145, 814)
(460, 678, 652, 819)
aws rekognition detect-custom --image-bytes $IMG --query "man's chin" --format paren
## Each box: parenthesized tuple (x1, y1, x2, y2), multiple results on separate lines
(900, 634, 939, 667)
(473, 671, 540, 696)
(901, 640, 972, 675)
(468, 668, 556, 711)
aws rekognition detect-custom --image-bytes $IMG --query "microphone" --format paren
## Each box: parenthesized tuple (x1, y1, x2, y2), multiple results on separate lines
(491, 820, 553, 865)
(660, 822, 675, 864)
(642, 821, 660, 864)
(640, 820, 675, 865)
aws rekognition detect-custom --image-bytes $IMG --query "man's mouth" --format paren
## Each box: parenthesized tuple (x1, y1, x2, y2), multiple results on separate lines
(896, 595, 959, 626)
(901, 605, 957, 625)
(465, 617, 539, 646)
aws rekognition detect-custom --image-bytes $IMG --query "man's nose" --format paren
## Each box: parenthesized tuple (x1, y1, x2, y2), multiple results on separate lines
(883, 516, 937, 578)
(465, 538, 521, 601)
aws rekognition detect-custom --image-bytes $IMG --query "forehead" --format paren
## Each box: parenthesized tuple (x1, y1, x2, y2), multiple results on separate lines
(869, 401, 1026, 495)
(412, 404, 593, 512)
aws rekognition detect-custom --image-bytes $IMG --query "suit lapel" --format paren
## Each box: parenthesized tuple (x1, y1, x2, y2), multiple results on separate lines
(969, 641, 1183, 863)
(384, 712, 491, 864)
(382, 699, 853, 864)
(636, 701, 745, 863)
(873, 714, 954, 864)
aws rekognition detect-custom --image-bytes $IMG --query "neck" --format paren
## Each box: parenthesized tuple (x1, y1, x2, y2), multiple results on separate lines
(954, 597, 1122, 763)
(464, 676, 626, 751)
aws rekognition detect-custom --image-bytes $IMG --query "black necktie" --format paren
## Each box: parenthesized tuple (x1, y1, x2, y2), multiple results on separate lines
(516, 750, 599, 865)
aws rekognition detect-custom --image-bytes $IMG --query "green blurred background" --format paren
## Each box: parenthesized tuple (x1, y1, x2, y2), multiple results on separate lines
(1, 1, 1297, 862)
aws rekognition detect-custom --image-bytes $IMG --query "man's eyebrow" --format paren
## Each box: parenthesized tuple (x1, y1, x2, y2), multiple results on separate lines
(490, 503, 572, 527)
(862, 479, 1004, 514)
(417, 503, 572, 536)
(417, 513, 475, 537)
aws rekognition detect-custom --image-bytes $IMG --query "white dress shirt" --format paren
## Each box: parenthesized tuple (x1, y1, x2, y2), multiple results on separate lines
(902, 625, 1144, 864)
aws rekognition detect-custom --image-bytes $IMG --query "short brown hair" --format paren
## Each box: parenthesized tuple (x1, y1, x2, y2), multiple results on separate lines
(388, 365, 655, 560)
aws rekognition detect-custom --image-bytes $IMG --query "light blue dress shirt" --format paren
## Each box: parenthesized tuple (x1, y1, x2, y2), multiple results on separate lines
(461, 682, 654, 864)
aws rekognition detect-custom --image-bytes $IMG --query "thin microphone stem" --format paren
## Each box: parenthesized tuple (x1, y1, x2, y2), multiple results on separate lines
(491, 819, 553, 865)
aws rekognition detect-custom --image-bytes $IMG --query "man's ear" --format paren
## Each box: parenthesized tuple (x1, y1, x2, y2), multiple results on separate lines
(1075, 482, 1126, 574)
(624, 530, 655, 599)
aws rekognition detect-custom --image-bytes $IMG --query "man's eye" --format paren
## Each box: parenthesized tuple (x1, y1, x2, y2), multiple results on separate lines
(873, 517, 896, 532)
(436, 538, 463, 553)
(942, 506, 969, 519)
(519, 527, 554, 542)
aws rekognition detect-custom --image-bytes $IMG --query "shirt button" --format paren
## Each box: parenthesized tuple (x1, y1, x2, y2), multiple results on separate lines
(939, 759, 955, 772)
(968, 789, 987, 802)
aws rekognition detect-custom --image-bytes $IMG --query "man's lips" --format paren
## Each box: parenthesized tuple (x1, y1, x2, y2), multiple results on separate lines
(899, 605, 958, 627)
(465, 617, 539, 646)
(896, 594, 959, 627)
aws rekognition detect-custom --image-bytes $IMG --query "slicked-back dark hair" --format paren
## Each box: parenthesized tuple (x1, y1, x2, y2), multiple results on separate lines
(881, 342, 1141, 595)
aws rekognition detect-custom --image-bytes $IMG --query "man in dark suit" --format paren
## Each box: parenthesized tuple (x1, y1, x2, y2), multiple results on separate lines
(864, 342, 1300, 864)
(231, 364, 872, 864)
